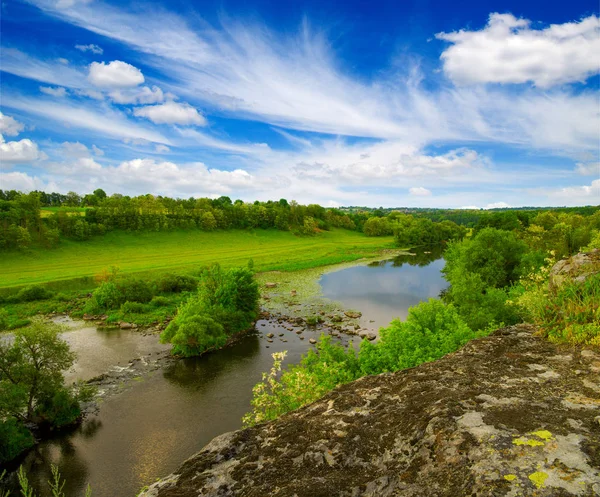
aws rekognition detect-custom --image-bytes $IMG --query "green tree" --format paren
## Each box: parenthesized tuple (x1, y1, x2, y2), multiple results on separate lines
(0, 319, 75, 424)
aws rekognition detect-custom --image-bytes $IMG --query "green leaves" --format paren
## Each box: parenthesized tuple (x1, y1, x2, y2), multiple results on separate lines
(161, 264, 259, 357)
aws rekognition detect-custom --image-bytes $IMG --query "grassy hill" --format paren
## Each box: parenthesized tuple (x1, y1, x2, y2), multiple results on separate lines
(0, 229, 394, 289)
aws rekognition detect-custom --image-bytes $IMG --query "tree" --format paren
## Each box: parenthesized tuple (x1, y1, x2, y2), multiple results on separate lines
(0, 319, 75, 424)
(93, 188, 107, 200)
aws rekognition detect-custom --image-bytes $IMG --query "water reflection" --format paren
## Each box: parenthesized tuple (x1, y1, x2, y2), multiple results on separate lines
(320, 246, 448, 331)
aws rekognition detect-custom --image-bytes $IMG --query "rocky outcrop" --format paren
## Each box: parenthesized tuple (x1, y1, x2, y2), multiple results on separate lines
(550, 249, 600, 289)
(139, 325, 600, 497)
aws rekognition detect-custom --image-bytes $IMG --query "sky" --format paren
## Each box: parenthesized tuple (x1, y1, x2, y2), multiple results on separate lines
(0, 0, 599, 208)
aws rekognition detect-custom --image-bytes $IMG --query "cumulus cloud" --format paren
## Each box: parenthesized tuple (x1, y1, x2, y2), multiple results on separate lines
(576, 162, 600, 176)
(437, 13, 600, 87)
(0, 171, 47, 191)
(109, 85, 165, 104)
(0, 135, 44, 164)
(0, 112, 25, 136)
(40, 86, 67, 97)
(88, 60, 144, 88)
(75, 43, 103, 54)
(409, 187, 432, 196)
(133, 101, 206, 125)
(92, 145, 104, 156)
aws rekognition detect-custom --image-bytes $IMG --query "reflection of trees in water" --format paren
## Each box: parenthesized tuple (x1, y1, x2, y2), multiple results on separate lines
(367, 245, 445, 268)
(162, 333, 261, 390)
(2, 417, 102, 497)
(4, 431, 93, 497)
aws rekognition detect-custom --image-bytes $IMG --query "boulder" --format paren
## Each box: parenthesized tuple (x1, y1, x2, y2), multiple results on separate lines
(344, 311, 362, 319)
(264, 282, 278, 288)
(549, 249, 600, 290)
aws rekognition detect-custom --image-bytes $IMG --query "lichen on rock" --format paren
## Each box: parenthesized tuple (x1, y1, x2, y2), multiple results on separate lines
(139, 325, 600, 497)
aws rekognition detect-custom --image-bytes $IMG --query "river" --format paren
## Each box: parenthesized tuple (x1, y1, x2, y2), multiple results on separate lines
(3, 247, 446, 497)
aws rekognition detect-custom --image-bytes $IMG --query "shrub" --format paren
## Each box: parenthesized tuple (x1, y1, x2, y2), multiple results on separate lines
(16, 285, 54, 302)
(155, 273, 198, 293)
(150, 296, 171, 307)
(54, 292, 71, 302)
(35, 387, 81, 427)
(306, 315, 324, 326)
(116, 278, 154, 303)
(244, 299, 480, 426)
(120, 301, 148, 314)
(0, 419, 34, 464)
(89, 282, 121, 310)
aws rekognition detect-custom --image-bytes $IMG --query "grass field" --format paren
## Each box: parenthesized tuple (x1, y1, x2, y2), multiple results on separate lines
(0, 229, 395, 290)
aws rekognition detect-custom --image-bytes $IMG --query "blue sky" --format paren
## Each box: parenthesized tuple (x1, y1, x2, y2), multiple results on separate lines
(0, 0, 598, 208)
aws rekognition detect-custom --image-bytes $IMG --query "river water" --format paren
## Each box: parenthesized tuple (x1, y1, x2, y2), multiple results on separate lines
(4, 248, 445, 497)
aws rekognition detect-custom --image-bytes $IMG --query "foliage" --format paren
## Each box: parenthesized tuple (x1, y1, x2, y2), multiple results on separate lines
(15, 285, 54, 303)
(442, 228, 526, 330)
(0, 308, 8, 331)
(359, 299, 480, 374)
(0, 419, 35, 463)
(150, 296, 170, 307)
(155, 273, 198, 293)
(0, 319, 91, 463)
(244, 300, 478, 425)
(160, 264, 260, 356)
(515, 254, 600, 345)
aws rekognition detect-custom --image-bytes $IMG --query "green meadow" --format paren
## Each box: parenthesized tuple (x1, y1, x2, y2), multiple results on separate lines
(0, 228, 394, 290)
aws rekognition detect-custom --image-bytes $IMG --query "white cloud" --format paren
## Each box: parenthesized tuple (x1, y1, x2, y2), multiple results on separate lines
(4, 93, 170, 144)
(485, 201, 511, 209)
(0, 112, 25, 136)
(133, 101, 206, 125)
(56, 0, 92, 9)
(60, 141, 91, 157)
(546, 179, 600, 201)
(576, 162, 600, 176)
(0, 171, 47, 191)
(437, 14, 600, 87)
(88, 60, 144, 88)
(74, 88, 104, 100)
(92, 144, 104, 156)
(40, 86, 67, 97)
(155, 144, 170, 153)
(409, 187, 432, 196)
(1, 48, 87, 88)
(109, 85, 164, 104)
(0, 135, 44, 164)
(75, 43, 103, 54)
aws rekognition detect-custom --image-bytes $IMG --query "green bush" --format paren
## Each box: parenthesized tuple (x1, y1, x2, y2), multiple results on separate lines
(16, 285, 54, 302)
(88, 282, 121, 310)
(120, 301, 148, 314)
(54, 292, 71, 302)
(359, 299, 479, 374)
(155, 273, 198, 293)
(244, 299, 479, 426)
(0, 419, 34, 464)
(116, 278, 154, 303)
(150, 296, 170, 307)
(35, 387, 81, 427)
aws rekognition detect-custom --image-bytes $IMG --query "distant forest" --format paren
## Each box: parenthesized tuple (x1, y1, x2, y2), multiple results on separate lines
(0, 188, 597, 257)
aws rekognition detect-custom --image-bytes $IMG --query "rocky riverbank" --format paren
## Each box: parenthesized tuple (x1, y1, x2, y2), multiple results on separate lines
(139, 324, 600, 497)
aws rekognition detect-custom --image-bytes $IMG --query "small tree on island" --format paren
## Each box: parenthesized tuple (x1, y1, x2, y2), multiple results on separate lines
(160, 263, 260, 357)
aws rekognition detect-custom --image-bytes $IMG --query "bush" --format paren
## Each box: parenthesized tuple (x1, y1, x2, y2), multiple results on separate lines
(359, 299, 479, 374)
(120, 301, 148, 314)
(0, 419, 34, 464)
(150, 296, 171, 307)
(116, 278, 154, 303)
(54, 292, 71, 302)
(155, 273, 198, 293)
(244, 299, 480, 426)
(16, 285, 54, 302)
(89, 282, 121, 310)
(35, 387, 81, 427)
